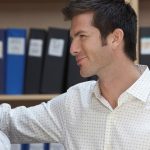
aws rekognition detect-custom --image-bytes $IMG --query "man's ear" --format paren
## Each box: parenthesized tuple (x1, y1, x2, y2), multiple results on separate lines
(111, 28, 124, 48)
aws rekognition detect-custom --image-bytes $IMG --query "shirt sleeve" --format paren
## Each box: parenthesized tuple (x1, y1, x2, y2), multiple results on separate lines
(0, 131, 11, 150)
(0, 93, 66, 144)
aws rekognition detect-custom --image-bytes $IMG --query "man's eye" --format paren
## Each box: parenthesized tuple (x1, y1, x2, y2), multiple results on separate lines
(80, 35, 86, 39)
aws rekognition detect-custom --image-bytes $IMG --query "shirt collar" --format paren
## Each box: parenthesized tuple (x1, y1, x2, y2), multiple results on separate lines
(127, 65, 150, 103)
(93, 80, 102, 100)
(93, 65, 150, 103)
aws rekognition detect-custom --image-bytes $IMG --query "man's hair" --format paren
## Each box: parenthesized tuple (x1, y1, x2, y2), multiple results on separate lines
(62, 0, 137, 61)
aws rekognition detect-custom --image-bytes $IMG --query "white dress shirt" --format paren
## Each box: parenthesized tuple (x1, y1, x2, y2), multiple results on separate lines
(0, 131, 10, 150)
(0, 65, 150, 150)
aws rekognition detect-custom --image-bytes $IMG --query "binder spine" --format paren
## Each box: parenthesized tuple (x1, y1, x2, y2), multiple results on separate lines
(41, 27, 70, 94)
(21, 144, 30, 150)
(24, 28, 46, 94)
(5, 28, 26, 94)
(0, 29, 6, 94)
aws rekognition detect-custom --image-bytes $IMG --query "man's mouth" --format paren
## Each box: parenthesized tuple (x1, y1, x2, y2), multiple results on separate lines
(76, 56, 87, 65)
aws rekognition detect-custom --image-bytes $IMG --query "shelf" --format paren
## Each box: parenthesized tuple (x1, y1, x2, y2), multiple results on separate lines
(0, 94, 58, 107)
(0, 94, 58, 101)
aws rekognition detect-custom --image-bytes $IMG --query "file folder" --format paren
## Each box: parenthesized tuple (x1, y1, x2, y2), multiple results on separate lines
(30, 143, 45, 150)
(0, 29, 6, 94)
(24, 28, 47, 94)
(139, 28, 150, 68)
(44, 143, 50, 150)
(11, 144, 21, 150)
(50, 143, 65, 150)
(41, 27, 69, 94)
(5, 28, 26, 94)
(66, 54, 87, 89)
(21, 144, 29, 150)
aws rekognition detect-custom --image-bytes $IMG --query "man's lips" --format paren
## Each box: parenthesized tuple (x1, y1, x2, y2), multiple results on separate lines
(76, 57, 87, 65)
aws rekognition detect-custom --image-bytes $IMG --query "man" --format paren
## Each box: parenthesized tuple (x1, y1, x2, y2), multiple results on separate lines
(1, 0, 150, 149)
(0, 131, 11, 150)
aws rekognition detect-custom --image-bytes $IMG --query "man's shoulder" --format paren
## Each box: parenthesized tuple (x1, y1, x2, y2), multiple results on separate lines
(66, 81, 97, 103)
(49, 81, 97, 109)
(67, 81, 97, 93)
(49, 81, 97, 114)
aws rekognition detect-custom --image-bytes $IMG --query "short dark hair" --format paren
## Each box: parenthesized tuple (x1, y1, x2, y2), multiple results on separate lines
(62, 0, 137, 61)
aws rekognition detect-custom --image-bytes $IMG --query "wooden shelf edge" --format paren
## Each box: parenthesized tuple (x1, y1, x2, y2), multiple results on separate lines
(0, 94, 58, 101)
(0, 0, 68, 3)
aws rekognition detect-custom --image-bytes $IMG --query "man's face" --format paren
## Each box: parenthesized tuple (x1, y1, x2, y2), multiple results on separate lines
(70, 12, 114, 77)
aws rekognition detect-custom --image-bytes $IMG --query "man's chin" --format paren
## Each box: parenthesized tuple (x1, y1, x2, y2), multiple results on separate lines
(80, 71, 95, 78)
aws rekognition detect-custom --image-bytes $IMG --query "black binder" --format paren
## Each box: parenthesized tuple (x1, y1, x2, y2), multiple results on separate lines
(24, 28, 47, 94)
(66, 54, 87, 90)
(41, 27, 69, 94)
(140, 28, 150, 68)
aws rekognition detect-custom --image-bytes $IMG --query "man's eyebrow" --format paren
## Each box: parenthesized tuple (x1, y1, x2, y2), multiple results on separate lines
(70, 30, 87, 38)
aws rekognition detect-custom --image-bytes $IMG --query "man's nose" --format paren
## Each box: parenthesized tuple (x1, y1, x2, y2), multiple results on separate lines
(70, 39, 80, 56)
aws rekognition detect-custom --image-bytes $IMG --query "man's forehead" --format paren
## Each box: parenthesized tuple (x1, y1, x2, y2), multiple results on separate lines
(70, 13, 94, 37)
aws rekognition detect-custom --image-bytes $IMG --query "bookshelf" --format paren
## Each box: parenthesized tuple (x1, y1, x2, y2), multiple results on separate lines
(0, 0, 69, 106)
(0, 0, 140, 107)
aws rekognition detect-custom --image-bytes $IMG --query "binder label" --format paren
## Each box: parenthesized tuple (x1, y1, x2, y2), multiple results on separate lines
(29, 39, 43, 57)
(48, 38, 64, 57)
(8, 37, 25, 55)
(0, 41, 3, 58)
(141, 37, 150, 55)
(30, 143, 44, 150)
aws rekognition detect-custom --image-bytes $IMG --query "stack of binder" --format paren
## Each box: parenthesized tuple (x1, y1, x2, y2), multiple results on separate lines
(11, 143, 64, 150)
(12, 143, 49, 150)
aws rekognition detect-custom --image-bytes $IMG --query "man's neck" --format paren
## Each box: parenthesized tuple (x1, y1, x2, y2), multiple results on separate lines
(98, 61, 141, 109)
